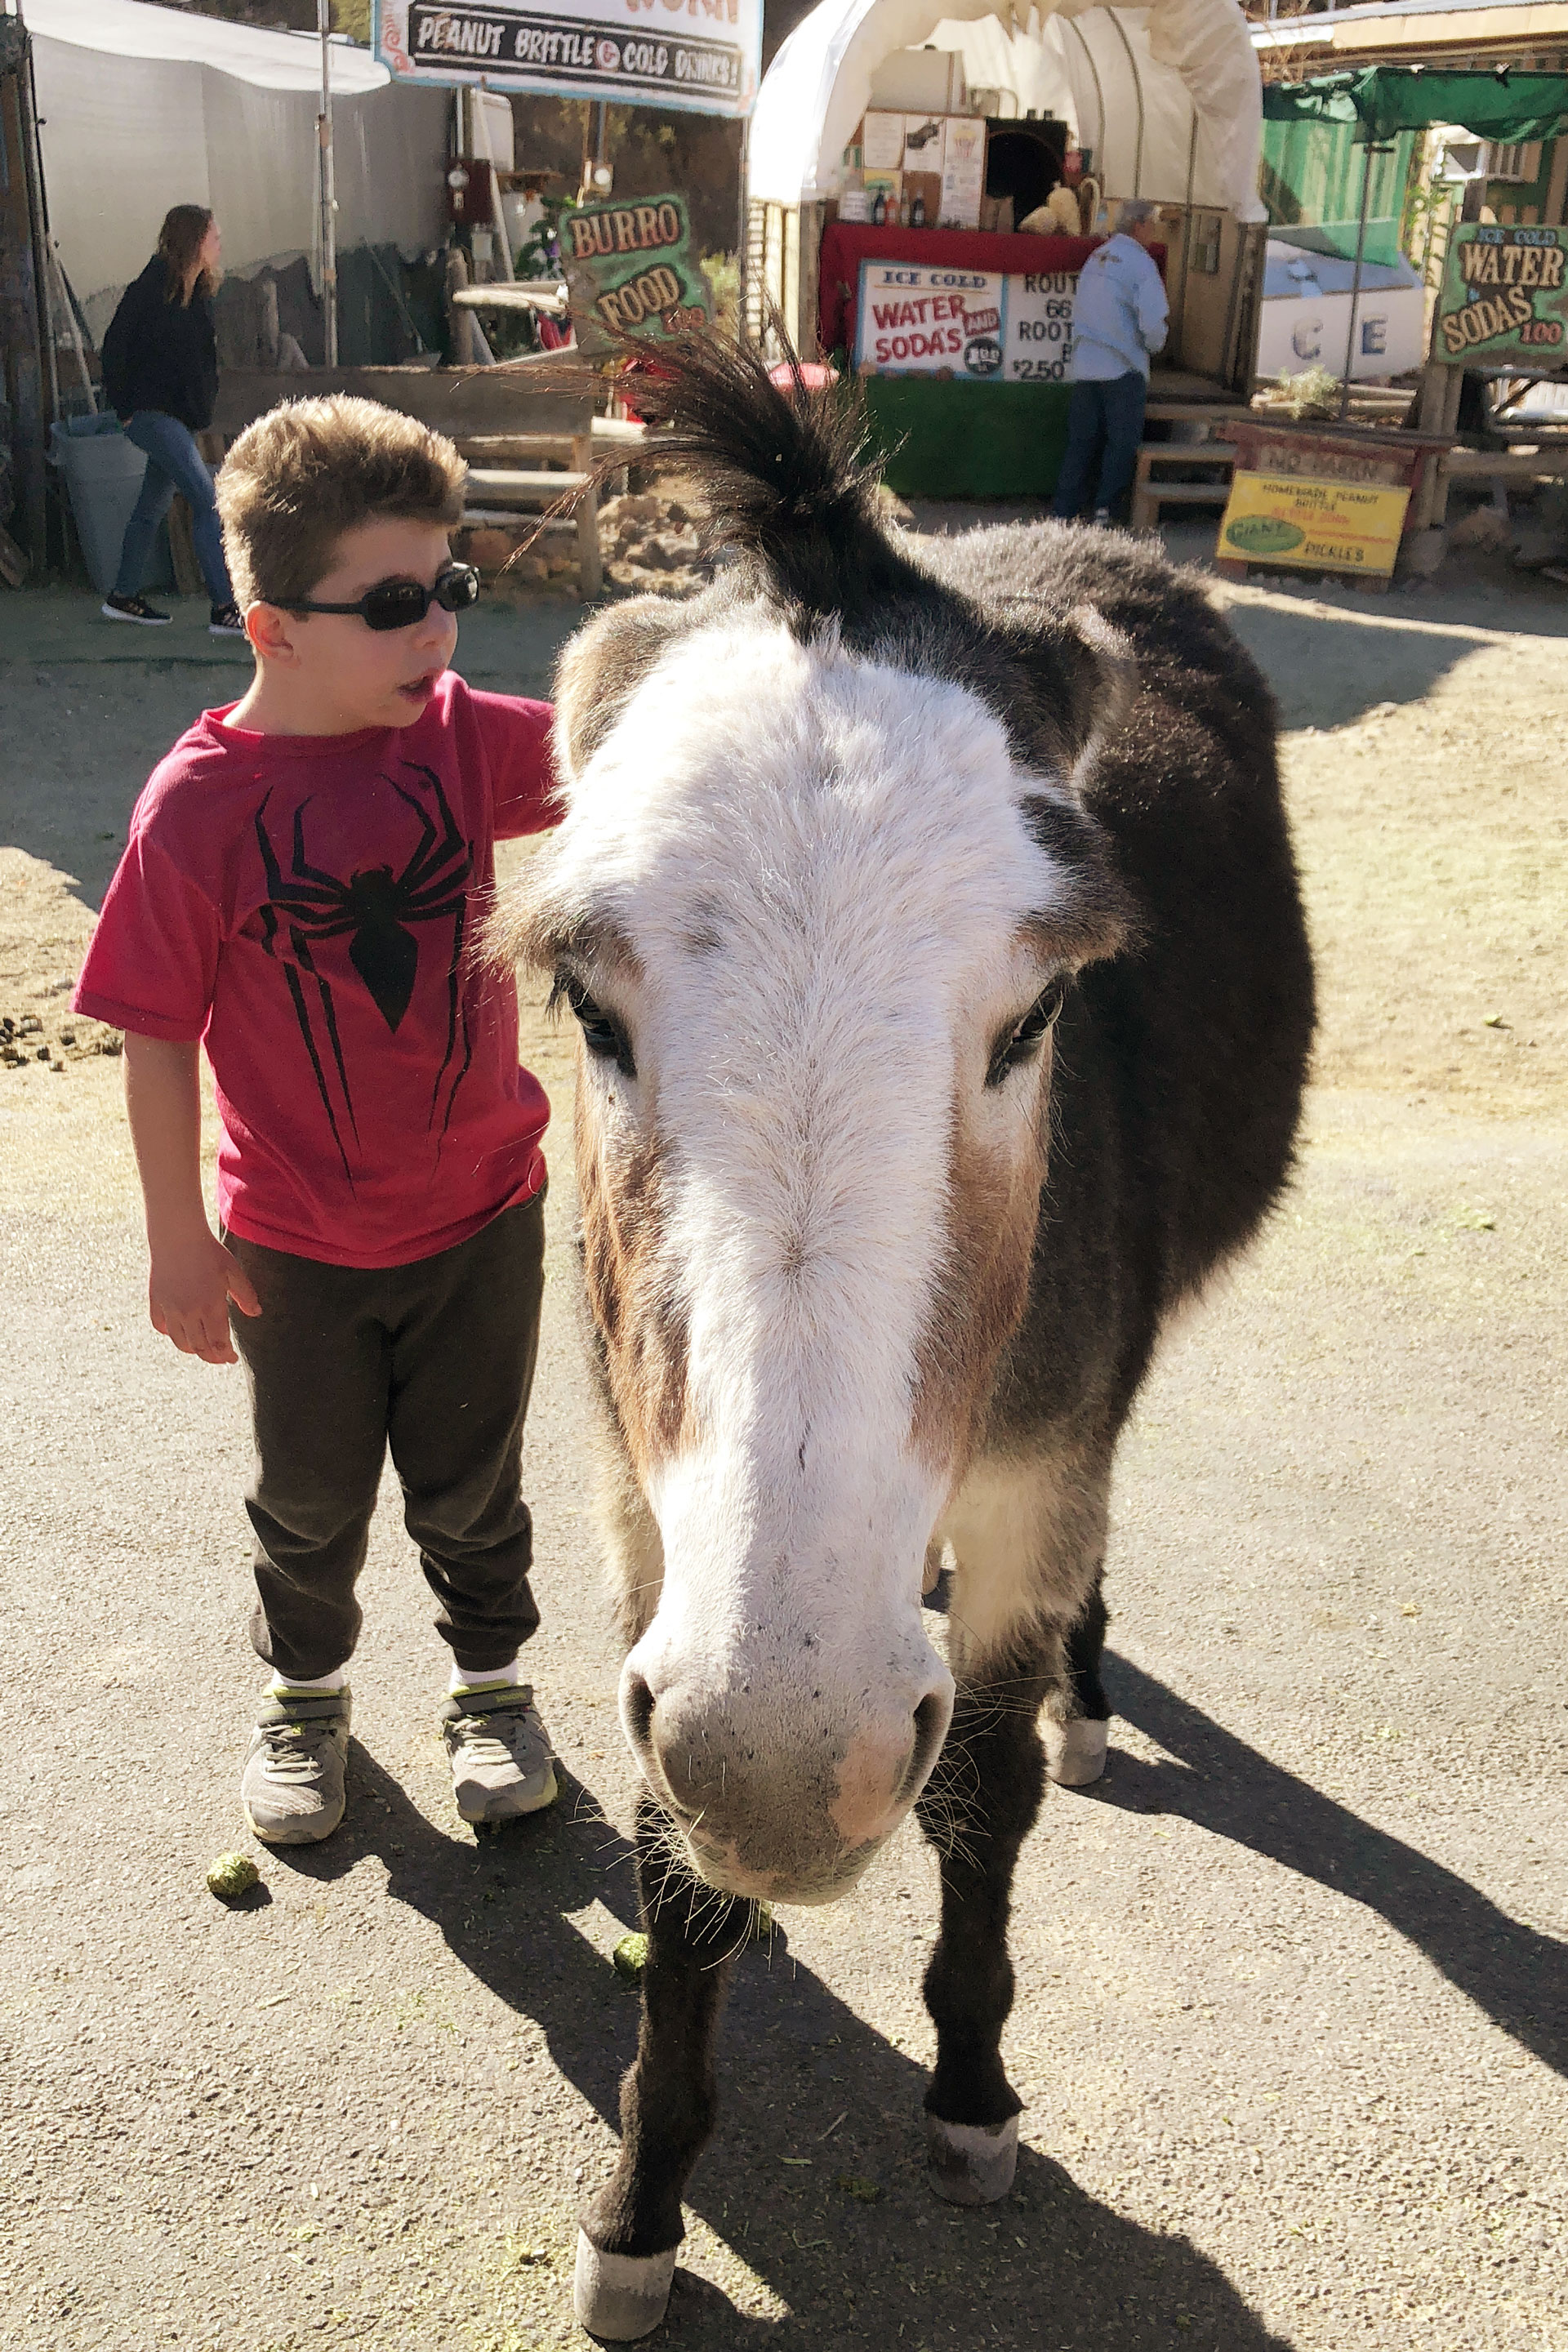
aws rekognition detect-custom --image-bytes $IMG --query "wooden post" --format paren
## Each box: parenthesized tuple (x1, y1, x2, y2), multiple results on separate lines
(571, 428, 601, 598)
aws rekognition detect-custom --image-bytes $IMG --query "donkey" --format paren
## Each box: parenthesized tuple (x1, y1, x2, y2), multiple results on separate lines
(492, 336, 1314, 2339)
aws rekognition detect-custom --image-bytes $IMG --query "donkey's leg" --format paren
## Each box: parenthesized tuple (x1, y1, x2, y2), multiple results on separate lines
(916, 1441, 1115, 2199)
(915, 1656, 1051, 2205)
(575, 1794, 742, 2341)
(1044, 1564, 1111, 1788)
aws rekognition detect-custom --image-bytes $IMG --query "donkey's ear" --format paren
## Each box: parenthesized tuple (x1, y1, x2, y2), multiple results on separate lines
(1058, 604, 1138, 795)
(552, 593, 693, 782)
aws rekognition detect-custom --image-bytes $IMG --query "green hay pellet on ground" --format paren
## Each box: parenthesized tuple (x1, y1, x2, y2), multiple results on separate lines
(834, 2173, 882, 2203)
(206, 1852, 260, 1900)
(612, 1931, 649, 1981)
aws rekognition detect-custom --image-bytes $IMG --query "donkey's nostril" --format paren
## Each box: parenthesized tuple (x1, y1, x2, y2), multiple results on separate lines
(906, 1688, 951, 1796)
(621, 1670, 656, 1759)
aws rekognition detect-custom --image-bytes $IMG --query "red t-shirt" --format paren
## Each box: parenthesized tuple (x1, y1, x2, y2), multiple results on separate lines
(75, 675, 558, 1269)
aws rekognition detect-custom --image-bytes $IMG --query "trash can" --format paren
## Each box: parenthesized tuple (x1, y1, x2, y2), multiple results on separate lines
(50, 415, 176, 597)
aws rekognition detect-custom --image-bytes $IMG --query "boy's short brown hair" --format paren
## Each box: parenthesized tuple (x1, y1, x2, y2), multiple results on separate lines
(216, 394, 466, 610)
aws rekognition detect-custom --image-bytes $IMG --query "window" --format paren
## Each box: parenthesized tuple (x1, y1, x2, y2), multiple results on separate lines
(1486, 142, 1543, 185)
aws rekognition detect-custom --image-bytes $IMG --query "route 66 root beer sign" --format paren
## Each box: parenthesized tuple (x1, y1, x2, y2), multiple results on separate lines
(1434, 225, 1567, 364)
(560, 194, 710, 354)
(373, 0, 762, 118)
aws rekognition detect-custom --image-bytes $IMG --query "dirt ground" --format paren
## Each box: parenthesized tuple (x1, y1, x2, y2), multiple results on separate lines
(0, 541, 1564, 2352)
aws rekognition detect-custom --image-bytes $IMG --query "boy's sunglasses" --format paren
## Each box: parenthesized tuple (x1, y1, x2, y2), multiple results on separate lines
(290, 563, 481, 633)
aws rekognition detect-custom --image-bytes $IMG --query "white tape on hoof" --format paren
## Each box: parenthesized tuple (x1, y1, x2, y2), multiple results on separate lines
(572, 2231, 677, 2340)
(1044, 1716, 1108, 1787)
(925, 2111, 1020, 2205)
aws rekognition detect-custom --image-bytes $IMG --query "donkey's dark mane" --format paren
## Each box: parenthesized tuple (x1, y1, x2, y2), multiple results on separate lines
(623, 332, 923, 621)
(622, 332, 1134, 781)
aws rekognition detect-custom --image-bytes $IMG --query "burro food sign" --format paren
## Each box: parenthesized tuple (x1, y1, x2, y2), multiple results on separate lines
(1434, 224, 1567, 364)
(373, 0, 762, 117)
(560, 194, 710, 354)
(855, 261, 1076, 383)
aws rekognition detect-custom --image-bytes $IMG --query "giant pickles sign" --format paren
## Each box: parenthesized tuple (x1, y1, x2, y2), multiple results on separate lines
(560, 194, 710, 354)
(1434, 224, 1567, 364)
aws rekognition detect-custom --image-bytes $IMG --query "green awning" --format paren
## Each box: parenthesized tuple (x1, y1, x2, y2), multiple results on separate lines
(1262, 67, 1568, 145)
(1262, 116, 1416, 267)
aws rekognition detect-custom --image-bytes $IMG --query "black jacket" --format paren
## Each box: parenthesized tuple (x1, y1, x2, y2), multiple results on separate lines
(101, 257, 219, 431)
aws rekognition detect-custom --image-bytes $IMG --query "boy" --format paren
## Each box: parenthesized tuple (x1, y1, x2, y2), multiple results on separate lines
(75, 395, 560, 1844)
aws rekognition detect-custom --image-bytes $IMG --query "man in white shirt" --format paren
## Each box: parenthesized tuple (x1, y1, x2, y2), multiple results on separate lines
(1051, 198, 1169, 524)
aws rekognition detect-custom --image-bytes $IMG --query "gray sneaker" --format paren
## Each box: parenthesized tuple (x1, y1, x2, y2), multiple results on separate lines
(441, 1683, 558, 1824)
(241, 1688, 350, 1845)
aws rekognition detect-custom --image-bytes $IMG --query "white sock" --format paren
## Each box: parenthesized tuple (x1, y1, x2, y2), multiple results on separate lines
(449, 1655, 522, 1695)
(271, 1665, 349, 1695)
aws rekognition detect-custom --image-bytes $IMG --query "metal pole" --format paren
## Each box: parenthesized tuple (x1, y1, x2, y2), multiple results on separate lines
(317, 0, 338, 367)
(737, 112, 750, 342)
(1339, 135, 1377, 421)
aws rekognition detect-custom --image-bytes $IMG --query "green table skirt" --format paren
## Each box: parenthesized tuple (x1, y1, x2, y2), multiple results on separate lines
(860, 377, 1073, 500)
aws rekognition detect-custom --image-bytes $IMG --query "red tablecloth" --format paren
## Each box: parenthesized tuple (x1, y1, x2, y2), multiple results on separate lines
(819, 224, 1103, 359)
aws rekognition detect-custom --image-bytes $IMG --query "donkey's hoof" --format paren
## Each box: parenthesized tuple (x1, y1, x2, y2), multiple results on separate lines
(572, 2232, 677, 2340)
(925, 2112, 1020, 2205)
(1044, 1716, 1108, 1787)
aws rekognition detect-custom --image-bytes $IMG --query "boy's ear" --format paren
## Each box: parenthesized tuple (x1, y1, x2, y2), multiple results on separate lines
(245, 601, 296, 664)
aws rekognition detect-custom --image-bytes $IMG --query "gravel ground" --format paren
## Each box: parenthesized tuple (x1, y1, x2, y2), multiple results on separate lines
(0, 551, 1564, 2352)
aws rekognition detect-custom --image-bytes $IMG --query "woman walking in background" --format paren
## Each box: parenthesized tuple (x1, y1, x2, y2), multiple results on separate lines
(100, 205, 243, 635)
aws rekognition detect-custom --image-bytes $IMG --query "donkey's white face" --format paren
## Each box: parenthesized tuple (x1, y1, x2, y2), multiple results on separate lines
(521, 611, 1125, 1902)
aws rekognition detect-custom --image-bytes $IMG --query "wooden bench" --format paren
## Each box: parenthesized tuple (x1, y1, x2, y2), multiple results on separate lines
(451, 421, 649, 595)
(452, 452, 600, 595)
(1129, 442, 1237, 533)
(1432, 443, 1568, 524)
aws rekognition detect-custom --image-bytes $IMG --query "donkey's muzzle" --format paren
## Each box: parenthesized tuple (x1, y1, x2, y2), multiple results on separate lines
(618, 1659, 954, 1904)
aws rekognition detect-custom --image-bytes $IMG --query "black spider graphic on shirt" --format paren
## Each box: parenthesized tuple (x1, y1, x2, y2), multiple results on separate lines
(253, 764, 474, 1183)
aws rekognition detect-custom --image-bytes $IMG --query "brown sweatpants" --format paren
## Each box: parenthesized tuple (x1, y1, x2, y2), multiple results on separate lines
(225, 1195, 546, 1682)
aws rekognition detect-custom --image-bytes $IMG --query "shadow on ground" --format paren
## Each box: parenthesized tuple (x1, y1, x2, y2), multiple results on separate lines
(271, 1745, 1292, 2350)
(1218, 600, 1499, 731)
(1101, 1655, 1567, 2081)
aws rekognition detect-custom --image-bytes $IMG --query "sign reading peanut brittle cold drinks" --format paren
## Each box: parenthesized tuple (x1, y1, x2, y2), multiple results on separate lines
(1433, 224, 1567, 364)
(373, 0, 763, 118)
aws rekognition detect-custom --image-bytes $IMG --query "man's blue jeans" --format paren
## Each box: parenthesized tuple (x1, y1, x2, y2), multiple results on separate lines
(1051, 372, 1147, 521)
(113, 411, 234, 604)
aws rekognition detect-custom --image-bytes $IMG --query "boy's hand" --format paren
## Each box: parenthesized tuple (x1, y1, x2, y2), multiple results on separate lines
(148, 1228, 262, 1365)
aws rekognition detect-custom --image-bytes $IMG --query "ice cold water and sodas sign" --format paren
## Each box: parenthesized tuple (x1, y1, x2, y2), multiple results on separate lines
(855, 262, 1076, 382)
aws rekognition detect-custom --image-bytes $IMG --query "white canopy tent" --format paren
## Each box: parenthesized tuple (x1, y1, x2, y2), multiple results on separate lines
(749, 0, 1264, 225)
(26, 0, 448, 334)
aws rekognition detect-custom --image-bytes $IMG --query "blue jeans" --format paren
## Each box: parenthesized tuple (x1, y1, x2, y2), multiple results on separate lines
(1051, 372, 1147, 521)
(113, 411, 234, 604)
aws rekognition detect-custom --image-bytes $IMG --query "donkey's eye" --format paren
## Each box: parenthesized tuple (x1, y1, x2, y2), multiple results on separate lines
(556, 973, 636, 1077)
(986, 978, 1066, 1089)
